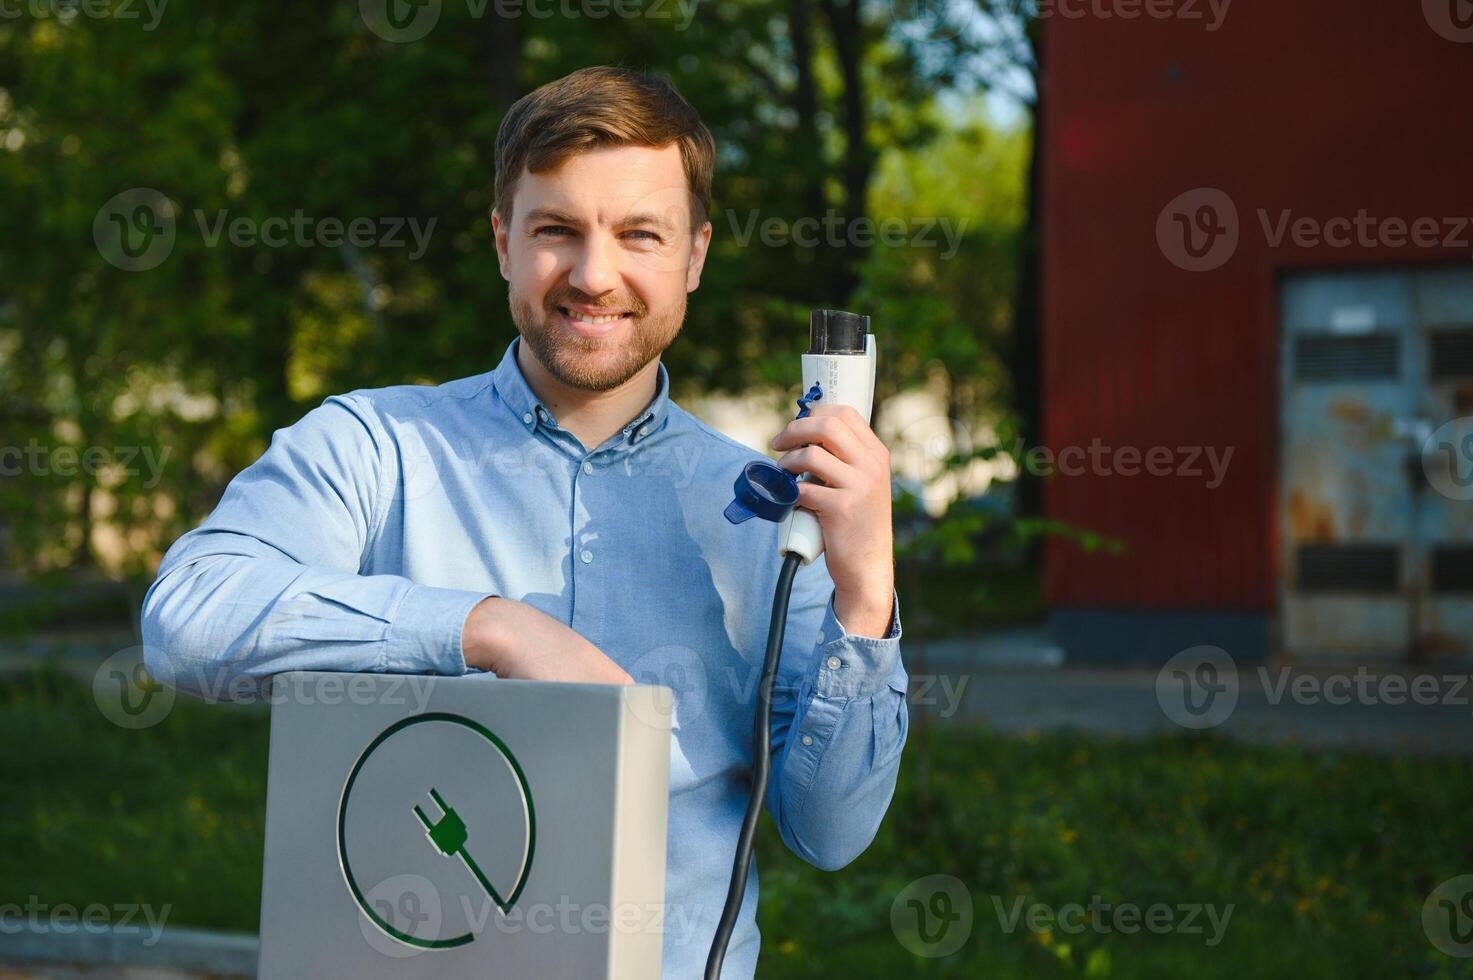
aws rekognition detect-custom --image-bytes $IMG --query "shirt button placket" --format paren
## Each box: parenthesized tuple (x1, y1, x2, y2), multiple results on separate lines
(570, 453, 605, 642)
(576, 458, 596, 565)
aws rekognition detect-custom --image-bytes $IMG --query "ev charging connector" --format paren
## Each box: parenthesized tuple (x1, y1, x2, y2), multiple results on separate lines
(708, 309, 877, 979)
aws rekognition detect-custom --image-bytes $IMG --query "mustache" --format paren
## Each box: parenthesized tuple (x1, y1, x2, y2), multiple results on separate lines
(544, 287, 647, 318)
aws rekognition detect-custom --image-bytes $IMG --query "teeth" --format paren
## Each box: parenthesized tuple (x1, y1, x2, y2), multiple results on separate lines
(566, 310, 626, 325)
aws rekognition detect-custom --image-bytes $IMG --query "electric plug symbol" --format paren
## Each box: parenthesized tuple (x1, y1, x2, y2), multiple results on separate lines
(414, 788, 468, 855)
(412, 787, 512, 914)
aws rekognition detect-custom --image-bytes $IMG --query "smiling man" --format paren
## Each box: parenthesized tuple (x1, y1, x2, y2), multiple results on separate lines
(142, 66, 908, 978)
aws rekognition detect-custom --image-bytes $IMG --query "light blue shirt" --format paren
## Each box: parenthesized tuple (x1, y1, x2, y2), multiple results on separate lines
(141, 336, 908, 978)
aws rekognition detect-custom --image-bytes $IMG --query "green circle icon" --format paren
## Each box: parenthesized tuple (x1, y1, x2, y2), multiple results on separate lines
(337, 712, 537, 950)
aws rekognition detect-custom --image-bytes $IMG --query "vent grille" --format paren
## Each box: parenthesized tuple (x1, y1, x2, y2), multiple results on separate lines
(1294, 334, 1400, 382)
(1432, 546, 1473, 593)
(1295, 544, 1400, 593)
(1430, 330, 1473, 381)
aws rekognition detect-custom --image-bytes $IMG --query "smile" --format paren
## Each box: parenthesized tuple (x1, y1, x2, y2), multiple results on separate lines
(557, 305, 635, 337)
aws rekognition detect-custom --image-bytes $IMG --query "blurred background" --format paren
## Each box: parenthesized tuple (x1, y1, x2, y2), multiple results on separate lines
(3, 0, 1473, 976)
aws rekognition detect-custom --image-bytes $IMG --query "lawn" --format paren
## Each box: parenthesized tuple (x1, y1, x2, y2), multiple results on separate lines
(1, 664, 1470, 978)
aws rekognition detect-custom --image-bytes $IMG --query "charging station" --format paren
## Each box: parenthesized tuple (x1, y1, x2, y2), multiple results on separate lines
(256, 671, 672, 978)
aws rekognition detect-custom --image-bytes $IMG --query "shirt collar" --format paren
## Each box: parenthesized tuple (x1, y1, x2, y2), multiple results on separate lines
(490, 336, 672, 451)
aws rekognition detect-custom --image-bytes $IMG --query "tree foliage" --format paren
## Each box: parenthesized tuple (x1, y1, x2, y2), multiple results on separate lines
(0, 1, 1027, 576)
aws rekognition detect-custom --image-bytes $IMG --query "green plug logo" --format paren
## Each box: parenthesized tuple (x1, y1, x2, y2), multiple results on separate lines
(413, 786, 516, 916)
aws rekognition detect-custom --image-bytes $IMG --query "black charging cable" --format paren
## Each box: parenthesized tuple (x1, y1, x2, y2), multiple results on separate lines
(704, 550, 804, 980)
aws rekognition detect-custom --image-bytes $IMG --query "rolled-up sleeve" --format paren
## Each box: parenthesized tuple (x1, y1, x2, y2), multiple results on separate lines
(763, 558, 908, 872)
(140, 394, 490, 701)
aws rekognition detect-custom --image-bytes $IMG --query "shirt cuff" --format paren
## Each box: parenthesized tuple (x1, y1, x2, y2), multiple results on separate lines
(812, 589, 903, 700)
(381, 583, 492, 676)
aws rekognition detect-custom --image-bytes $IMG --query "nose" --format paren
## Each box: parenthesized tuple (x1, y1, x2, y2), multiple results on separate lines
(567, 230, 619, 297)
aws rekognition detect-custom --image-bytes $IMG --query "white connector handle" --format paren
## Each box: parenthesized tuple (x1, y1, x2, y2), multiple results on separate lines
(777, 334, 877, 564)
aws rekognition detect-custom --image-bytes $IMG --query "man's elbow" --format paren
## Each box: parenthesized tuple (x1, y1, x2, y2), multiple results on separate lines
(787, 815, 885, 872)
(139, 572, 264, 703)
(782, 777, 898, 871)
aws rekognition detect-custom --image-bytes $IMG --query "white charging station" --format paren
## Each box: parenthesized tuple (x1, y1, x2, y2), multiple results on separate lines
(256, 671, 672, 978)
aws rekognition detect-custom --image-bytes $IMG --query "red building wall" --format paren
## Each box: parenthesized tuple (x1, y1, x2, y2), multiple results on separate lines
(1041, 1, 1473, 624)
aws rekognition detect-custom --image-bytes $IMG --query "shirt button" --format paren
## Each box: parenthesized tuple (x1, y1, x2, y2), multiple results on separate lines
(580, 549, 593, 564)
(826, 656, 842, 670)
(801, 734, 814, 746)
(522, 412, 533, 424)
(582, 461, 593, 475)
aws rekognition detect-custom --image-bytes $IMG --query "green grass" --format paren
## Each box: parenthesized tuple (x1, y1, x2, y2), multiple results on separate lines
(2, 665, 1470, 978)
(0, 666, 268, 931)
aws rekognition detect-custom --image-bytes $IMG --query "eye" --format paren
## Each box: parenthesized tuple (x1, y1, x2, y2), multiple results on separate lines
(622, 229, 663, 243)
(534, 225, 575, 237)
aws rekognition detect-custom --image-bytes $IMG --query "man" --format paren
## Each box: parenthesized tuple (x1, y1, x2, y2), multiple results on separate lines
(142, 65, 907, 978)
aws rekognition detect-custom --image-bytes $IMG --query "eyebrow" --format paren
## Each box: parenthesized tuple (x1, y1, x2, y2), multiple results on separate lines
(618, 212, 676, 232)
(521, 207, 678, 233)
(522, 207, 582, 229)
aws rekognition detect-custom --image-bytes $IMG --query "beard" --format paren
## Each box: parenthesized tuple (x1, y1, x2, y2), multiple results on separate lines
(509, 281, 684, 392)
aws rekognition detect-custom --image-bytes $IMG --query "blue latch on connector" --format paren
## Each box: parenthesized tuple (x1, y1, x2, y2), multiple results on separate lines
(795, 383, 822, 418)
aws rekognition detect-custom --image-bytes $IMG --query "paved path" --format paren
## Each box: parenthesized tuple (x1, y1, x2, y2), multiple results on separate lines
(911, 629, 1473, 756)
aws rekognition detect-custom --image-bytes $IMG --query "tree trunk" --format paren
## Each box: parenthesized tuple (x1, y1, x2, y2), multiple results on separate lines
(1010, 32, 1045, 524)
(483, 14, 521, 109)
(819, 0, 872, 300)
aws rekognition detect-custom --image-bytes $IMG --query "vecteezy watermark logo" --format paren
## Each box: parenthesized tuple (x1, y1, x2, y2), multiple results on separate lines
(1424, 875, 1473, 957)
(0, 0, 170, 31)
(1257, 209, 1473, 252)
(93, 646, 175, 729)
(1258, 666, 1473, 711)
(990, 895, 1234, 946)
(360, 0, 700, 43)
(1156, 187, 1239, 272)
(359, 874, 445, 959)
(94, 188, 177, 272)
(360, 0, 442, 42)
(0, 898, 171, 946)
(1424, 0, 1473, 43)
(1161, 188, 1473, 272)
(724, 210, 970, 260)
(1013, 438, 1234, 488)
(891, 874, 972, 958)
(1044, 0, 1232, 31)
(0, 440, 172, 488)
(1156, 646, 1238, 729)
(624, 644, 707, 731)
(94, 187, 437, 271)
(1423, 417, 1473, 502)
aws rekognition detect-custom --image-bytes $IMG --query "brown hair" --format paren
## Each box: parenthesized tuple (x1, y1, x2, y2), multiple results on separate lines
(494, 66, 715, 231)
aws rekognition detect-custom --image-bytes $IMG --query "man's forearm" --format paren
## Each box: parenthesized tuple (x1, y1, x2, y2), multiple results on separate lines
(767, 669, 909, 871)
(142, 528, 485, 700)
(765, 590, 908, 871)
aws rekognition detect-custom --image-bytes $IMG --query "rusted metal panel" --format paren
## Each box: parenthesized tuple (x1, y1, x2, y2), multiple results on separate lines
(1417, 270, 1473, 656)
(1279, 267, 1473, 660)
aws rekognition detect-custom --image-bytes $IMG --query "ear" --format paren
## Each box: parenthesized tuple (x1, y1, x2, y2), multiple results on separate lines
(491, 208, 511, 281)
(685, 220, 713, 293)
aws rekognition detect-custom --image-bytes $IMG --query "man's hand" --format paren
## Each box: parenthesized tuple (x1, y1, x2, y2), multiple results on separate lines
(461, 596, 633, 684)
(771, 404, 895, 638)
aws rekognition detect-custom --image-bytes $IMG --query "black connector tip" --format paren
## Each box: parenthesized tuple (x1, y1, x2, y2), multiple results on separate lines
(809, 309, 869, 355)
